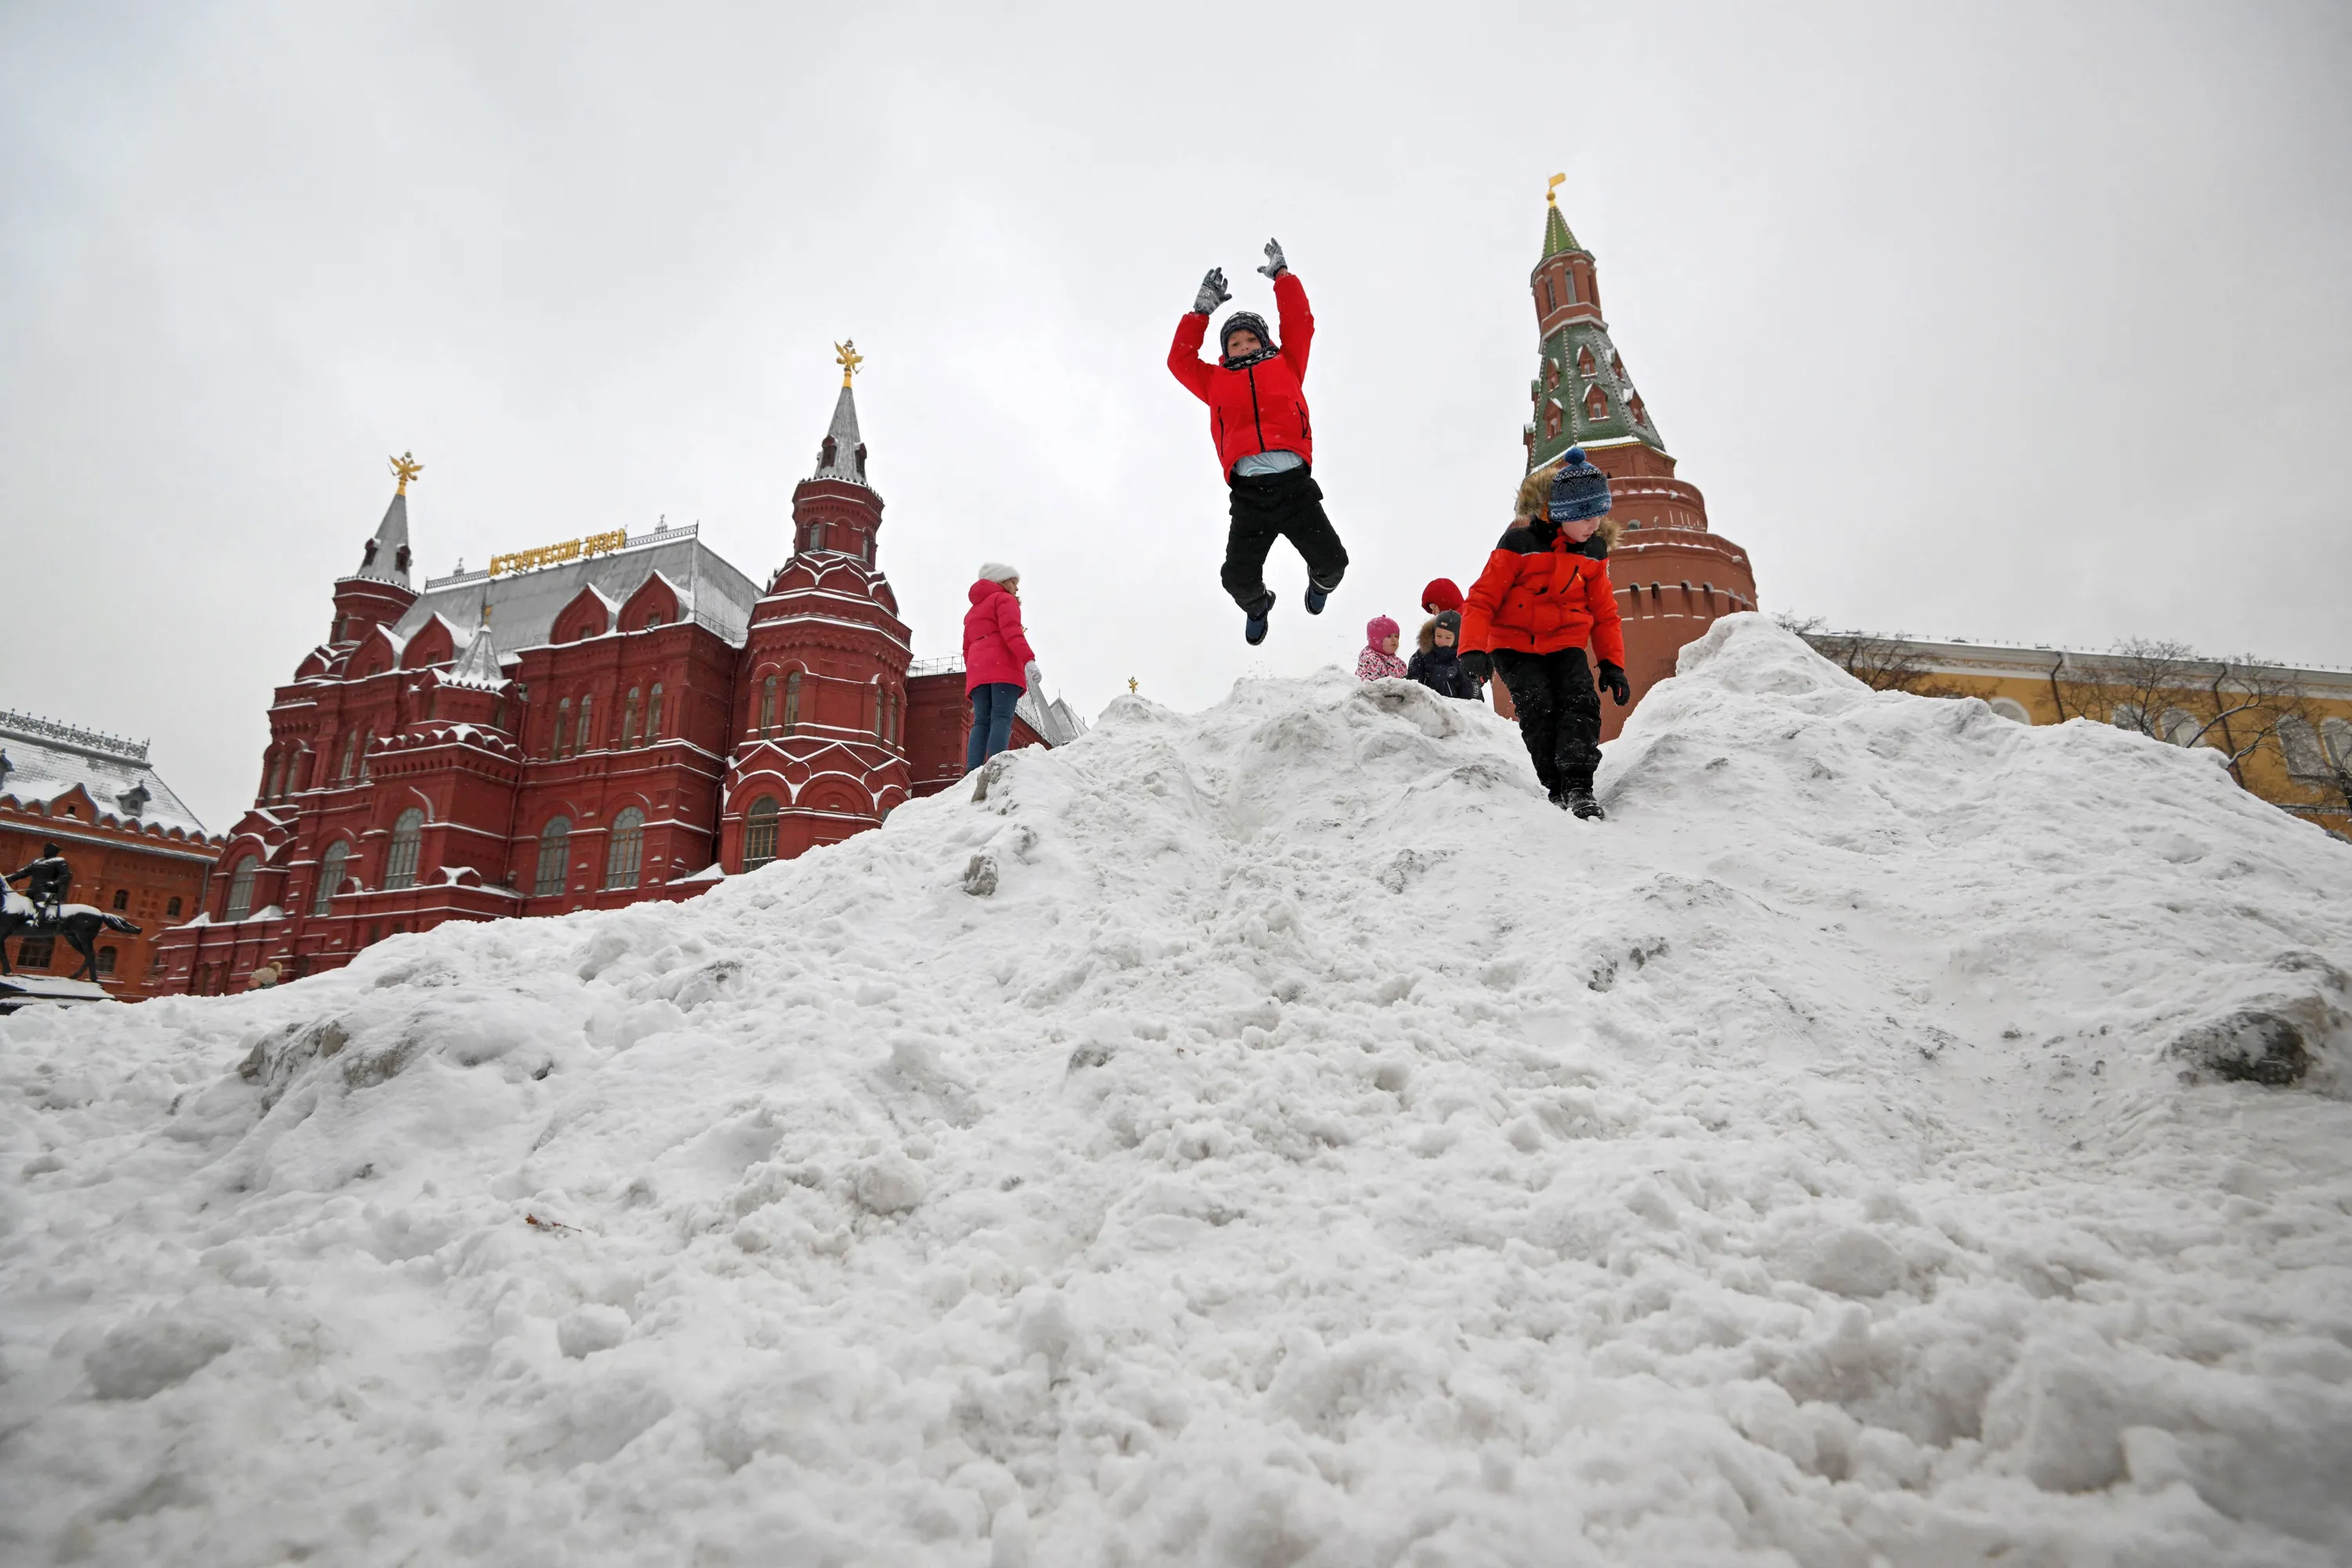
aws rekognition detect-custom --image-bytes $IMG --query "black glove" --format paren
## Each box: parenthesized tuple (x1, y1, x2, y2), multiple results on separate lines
(1459, 650, 1492, 685)
(1598, 661, 1630, 705)
(1192, 268, 1231, 314)
(1258, 238, 1288, 279)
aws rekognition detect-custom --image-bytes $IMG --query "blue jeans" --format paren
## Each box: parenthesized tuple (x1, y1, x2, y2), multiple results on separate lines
(967, 682, 1022, 773)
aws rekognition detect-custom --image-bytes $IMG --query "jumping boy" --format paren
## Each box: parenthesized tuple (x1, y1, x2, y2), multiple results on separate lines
(1457, 450, 1632, 820)
(1168, 239, 1348, 646)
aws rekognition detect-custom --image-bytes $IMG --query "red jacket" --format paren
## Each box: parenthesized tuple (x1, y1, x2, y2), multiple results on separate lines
(1167, 271, 1316, 478)
(963, 579, 1036, 694)
(1458, 525, 1627, 666)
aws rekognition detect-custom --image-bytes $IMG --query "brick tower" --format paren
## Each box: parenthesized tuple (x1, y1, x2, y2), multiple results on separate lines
(719, 344, 915, 867)
(1523, 183, 1759, 739)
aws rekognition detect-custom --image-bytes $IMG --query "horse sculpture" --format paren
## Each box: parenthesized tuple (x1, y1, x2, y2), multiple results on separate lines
(0, 891, 141, 983)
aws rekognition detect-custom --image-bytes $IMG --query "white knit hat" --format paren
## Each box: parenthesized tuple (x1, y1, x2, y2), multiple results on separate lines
(978, 561, 1020, 583)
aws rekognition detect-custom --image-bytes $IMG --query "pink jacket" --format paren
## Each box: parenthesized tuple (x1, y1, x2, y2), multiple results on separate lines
(964, 579, 1037, 693)
(1357, 615, 1407, 681)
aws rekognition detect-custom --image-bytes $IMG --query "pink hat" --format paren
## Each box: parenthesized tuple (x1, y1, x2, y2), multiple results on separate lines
(1366, 615, 1399, 647)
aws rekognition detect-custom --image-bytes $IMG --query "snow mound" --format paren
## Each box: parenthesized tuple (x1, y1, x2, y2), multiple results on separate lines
(5, 615, 2351, 1566)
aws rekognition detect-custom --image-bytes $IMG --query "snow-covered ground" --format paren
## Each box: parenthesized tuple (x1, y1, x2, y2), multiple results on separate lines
(5, 616, 2350, 1566)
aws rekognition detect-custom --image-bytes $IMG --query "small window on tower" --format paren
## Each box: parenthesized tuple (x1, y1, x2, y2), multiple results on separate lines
(1544, 405, 1563, 440)
(1577, 346, 1596, 377)
(759, 675, 778, 737)
(647, 683, 664, 740)
(783, 670, 802, 735)
(1584, 385, 1609, 420)
(1544, 360, 1560, 389)
(111, 889, 129, 911)
(167, 896, 183, 919)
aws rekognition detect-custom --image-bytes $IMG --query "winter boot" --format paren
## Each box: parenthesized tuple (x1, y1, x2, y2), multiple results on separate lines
(1304, 575, 1339, 615)
(1555, 782, 1605, 821)
(1243, 591, 1276, 646)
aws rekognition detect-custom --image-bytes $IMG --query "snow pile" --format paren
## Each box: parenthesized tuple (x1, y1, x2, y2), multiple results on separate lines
(5, 615, 2351, 1566)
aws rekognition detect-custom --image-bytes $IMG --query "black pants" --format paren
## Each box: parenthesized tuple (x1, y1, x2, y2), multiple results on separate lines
(1492, 648, 1602, 793)
(1221, 464, 1348, 610)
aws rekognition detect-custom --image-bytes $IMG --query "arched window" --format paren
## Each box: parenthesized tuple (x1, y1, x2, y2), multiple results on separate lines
(1544, 359, 1560, 389)
(1987, 698, 2032, 724)
(576, 694, 594, 752)
(1577, 345, 1596, 376)
(2112, 704, 2149, 735)
(339, 731, 359, 781)
(604, 806, 644, 890)
(357, 728, 372, 782)
(96, 947, 116, 975)
(266, 755, 285, 800)
(646, 684, 664, 741)
(622, 688, 641, 748)
(166, 895, 182, 919)
(759, 674, 778, 736)
(743, 796, 780, 870)
(224, 856, 259, 920)
(1541, 276, 1556, 314)
(643, 612, 662, 630)
(554, 699, 572, 758)
(2322, 717, 2352, 770)
(383, 808, 425, 891)
(535, 817, 572, 897)
(314, 841, 350, 914)
(1544, 404, 1563, 440)
(783, 670, 802, 734)
(1584, 385, 1609, 420)
(2160, 708, 2201, 747)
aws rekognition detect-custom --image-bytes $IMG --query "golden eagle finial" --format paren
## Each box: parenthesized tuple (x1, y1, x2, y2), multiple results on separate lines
(834, 339, 865, 389)
(390, 451, 423, 495)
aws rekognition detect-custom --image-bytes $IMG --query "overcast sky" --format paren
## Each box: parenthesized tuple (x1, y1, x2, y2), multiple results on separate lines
(3, 2, 2347, 832)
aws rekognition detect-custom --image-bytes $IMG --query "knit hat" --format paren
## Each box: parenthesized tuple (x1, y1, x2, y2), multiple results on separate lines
(977, 561, 1020, 584)
(1219, 310, 1276, 361)
(1420, 578, 1464, 614)
(1432, 610, 1462, 639)
(1547, 446, 1612, 523)
(1366, 615, 1399, 648)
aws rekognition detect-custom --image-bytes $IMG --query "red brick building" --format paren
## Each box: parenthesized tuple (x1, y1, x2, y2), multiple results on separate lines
(0, 710, 224, 999)
(156, 376, 1076, 994)
(1522, 187, 1759, 739)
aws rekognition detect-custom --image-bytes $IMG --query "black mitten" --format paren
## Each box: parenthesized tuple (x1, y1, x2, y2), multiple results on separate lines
(1459, 650, 1493, 685)
(1598, 661, 1630, 705)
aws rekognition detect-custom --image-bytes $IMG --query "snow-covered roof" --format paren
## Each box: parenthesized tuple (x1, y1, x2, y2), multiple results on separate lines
(0, 710, 211, 837)
(401, 525, 760, 652)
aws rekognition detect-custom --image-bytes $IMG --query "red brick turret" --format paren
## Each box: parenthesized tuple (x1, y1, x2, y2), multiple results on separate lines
(1522, 187, 1759, 739)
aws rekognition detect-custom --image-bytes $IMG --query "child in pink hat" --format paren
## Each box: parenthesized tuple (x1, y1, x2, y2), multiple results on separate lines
(1356, 615, 1408, 681)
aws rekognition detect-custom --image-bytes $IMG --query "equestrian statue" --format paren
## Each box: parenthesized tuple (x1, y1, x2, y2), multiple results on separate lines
(2, 844, 141, 983)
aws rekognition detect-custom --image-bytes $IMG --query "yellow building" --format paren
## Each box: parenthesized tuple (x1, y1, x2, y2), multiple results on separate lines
(1797, 632, 2352, 841)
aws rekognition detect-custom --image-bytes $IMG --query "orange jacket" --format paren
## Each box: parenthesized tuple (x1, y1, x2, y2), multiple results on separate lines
(1458, 523, 1626, 665)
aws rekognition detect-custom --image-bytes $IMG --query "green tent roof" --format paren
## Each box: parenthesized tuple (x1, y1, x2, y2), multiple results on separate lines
(1542, 201, 1582, 258)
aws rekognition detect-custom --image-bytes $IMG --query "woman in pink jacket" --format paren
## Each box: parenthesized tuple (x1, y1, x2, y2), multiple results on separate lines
(963, 562, 1040, 773)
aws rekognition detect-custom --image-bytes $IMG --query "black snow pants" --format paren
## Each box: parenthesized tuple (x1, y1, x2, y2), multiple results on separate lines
(1492, 647, 1602, 794)
(1221, 464, 1349, 611)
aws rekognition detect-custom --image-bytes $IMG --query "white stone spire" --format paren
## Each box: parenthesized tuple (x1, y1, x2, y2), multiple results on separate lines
(355, 452, 421, 584)
(812, 383, 867, 485)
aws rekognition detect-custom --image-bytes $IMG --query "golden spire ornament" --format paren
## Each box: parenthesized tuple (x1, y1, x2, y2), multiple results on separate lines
(1127, 677, 1139, 694)
(833, 339, 865, 388)
(1546, 172, 1566, 205)
(390, 451, 423, 495)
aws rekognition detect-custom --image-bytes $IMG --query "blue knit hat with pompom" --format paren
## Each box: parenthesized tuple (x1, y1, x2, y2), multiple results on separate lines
(1547, 447, 1613, 523)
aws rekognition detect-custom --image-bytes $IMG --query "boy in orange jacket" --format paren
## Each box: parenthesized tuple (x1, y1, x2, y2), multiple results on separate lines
(1458, 449, 1632, 819)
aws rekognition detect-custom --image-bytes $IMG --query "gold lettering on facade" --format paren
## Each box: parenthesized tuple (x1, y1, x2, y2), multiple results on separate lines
(488, 529, 630, 577)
